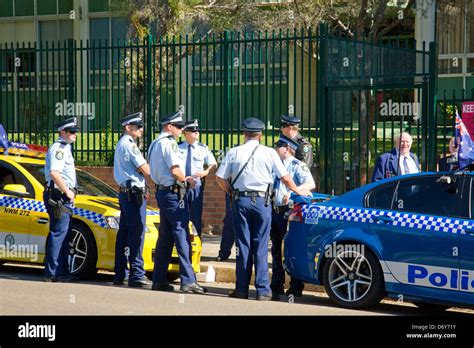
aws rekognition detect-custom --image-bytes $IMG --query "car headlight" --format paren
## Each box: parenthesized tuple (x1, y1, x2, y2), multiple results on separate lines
(105, 216, 120, 229)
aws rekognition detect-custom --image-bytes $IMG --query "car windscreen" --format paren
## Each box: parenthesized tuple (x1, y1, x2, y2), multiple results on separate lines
(21, 163, 118, 198)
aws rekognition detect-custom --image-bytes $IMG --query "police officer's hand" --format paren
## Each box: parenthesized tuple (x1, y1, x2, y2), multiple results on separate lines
(295, 188, 312, 197)
(65, 188, 75, 202)
(193, 170, 208, 178)
(185, 176, 196, 188)
(282, 193, 291, 205)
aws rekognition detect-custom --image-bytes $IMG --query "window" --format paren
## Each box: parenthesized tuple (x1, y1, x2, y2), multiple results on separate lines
(0, 161, 34, 198)
(15, 0, 34, 16)
(437, 1, 465, 55)
(365, 181, 398, 210)
(0, 0, 14, 17)
(393, 175, 463, 217)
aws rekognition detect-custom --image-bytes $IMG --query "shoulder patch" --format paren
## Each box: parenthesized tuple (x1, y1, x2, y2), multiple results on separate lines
(171, 142, 178, 153)
(301, 163, 310, 172)
(303, 145, 309, 153)
(55, 150, 64, 160)
(131, 143, 140, 155)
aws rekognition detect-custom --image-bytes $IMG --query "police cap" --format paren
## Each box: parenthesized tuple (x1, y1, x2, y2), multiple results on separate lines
(275, 134, 299, 151)
(183, 119, 199, 132)
(160, 110, 185, 127)
(121, 112, 144, 127)
(280, 114, 301, 126)
(55, 117, 80, 132)
(242, 118, 265, 132)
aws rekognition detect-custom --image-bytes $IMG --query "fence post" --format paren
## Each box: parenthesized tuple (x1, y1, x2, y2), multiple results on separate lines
(317, 23, 329, 193)
(67, 38, 75, 106)
(146, 34, 153, 151)
(223, 30, 230, 151)
(428, 41, 438, 171)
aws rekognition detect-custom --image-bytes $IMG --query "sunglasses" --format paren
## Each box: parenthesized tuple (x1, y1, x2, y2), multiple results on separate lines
(67, 130, 77, 134)
(186, 129, 199, 133)
(280, 123, 291, 128)
(172, 124, 184, 129)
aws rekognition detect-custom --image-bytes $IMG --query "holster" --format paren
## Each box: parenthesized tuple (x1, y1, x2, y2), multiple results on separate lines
(131, 186, 144, 206)
(264, 184, 272, 207)
(47, 188, 72, 219)
(175, 182, 187, 201)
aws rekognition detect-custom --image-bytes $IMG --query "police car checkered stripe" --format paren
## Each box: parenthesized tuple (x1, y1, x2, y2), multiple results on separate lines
(0, 196, 110, 227)
(301, 204, 472, 235)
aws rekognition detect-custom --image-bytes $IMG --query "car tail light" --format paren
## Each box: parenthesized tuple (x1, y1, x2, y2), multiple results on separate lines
(288, 204, 303, 222)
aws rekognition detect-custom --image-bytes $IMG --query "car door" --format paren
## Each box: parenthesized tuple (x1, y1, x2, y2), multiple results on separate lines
(366, 174, 463, 301)
(0, 160, 37, 262)
(459, 175, 474, 303)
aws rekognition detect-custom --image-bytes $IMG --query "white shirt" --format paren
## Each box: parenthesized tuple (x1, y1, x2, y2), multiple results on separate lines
(399, 154, 419, 175)
(148, 132, 185, 186)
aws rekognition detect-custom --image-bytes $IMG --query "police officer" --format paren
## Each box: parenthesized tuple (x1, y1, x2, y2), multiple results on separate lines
(178, 120, 217, 237)
(280, 114, 313, 168)
(43, 117, 79, 282)
(113, 112, 152, 287)
(215, 118, 312, 300)
(271, 135, 315, 301)
(280, 114, 313, 296)
(214, 193, 234, 261)
(148, 111, 206, 294)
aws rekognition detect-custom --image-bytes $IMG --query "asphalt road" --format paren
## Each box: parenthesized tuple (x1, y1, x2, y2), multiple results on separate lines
(1, 263, 473, 316)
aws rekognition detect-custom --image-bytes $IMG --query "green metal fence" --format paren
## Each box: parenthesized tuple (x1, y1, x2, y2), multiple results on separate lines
(0, 23, 447, 194)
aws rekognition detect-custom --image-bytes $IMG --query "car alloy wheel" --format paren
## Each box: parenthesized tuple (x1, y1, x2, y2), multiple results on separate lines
(322, 244, 384, 309)
(67, 222, 97, 279)
(69, 228, 88, 274)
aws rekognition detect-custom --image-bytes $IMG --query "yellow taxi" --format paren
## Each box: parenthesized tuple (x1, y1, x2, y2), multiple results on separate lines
(0, 145, 202, 280)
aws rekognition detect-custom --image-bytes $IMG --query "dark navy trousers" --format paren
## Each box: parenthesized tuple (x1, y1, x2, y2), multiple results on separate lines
(43, 191, 73, 278)
(232, 196, 272, 297)
(114, 192, 146, 282)
(152, 190, 196, 285)
(218, 193, 234, 259)
(186, 184, 204, 237)
(270, 211, 304, 293)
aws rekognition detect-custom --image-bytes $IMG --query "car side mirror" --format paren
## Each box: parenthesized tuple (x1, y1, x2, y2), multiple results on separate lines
(438, 176, 453, 184)
(3, 184, 29, 197)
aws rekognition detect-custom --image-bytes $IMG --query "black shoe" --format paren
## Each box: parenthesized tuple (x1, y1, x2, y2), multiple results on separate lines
(214, 256, 229, 262)
(228, 290, 248, 299)
(271, 292, 281, 301)
(113, 279, 125, 285)
(256, 294, 272, 301)
(180, 282, 207, 294)
(285, 288, 303, 297)
(271, 287, 285, 295)
(129, 278, 152, 288)
(43, 277, 58, 283)
(151, 283, 174, 292)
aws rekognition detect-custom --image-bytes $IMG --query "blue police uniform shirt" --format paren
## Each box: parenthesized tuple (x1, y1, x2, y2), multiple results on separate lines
(178, 141, 217, 174)
(274, 157, 314, 206)
(216, 139, 288, 191)
(113, 134, 147, 188)
(45, 137, 76, 189)
(148, 131, 185, 186)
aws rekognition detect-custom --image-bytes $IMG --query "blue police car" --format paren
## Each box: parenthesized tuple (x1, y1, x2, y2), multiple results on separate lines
(284, 171, 474, 311)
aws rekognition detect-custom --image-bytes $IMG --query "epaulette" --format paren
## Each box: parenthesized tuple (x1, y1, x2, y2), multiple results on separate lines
(167, 135, 174, 140)
(198, 142, 206, 147)
(178, 141, 184, 145)
(128, 138, 134, 143)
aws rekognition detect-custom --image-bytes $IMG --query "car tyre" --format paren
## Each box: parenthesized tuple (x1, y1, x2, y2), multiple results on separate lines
(413, 302, 450, 313)
(322, 244, 385, 309)
(68, 221, 97, 279)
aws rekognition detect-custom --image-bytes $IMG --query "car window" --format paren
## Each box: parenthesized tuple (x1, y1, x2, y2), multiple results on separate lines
(0, 161, 35, 198)
(365, 181, 398, 210)
(21, 163, 118, 198)
(393, 175, 463, 218)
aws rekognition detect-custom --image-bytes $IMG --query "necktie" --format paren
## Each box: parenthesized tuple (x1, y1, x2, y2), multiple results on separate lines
(185, 144, 192, 176)
(403, 156, 410, 175)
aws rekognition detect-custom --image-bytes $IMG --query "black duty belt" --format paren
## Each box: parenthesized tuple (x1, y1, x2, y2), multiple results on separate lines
(156, 184, 177, 191)
(273, 205, 290, 214)
(120, 186, 145, 193)
(44, 185, 77, 194)
(236, 191, 266, 198)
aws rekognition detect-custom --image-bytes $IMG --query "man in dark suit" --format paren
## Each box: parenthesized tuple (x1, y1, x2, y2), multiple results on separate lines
(438, 137, 459, 172)
(372, 132, 420, 182)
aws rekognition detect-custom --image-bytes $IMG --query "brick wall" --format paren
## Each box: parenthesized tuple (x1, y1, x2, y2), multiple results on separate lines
(78, 166, 226, 233)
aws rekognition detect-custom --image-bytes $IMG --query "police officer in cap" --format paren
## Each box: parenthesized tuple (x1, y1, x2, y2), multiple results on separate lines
(280, 115, 313, 168)
(271, 135, 315, 301)
(113, 112, 152, 287)
(43, 117, 80, 282)
(280, 114, 313, 296)
(178, 120, 217, 237)
(148, 111, 206, 294)
(216, 118, 312, 300)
